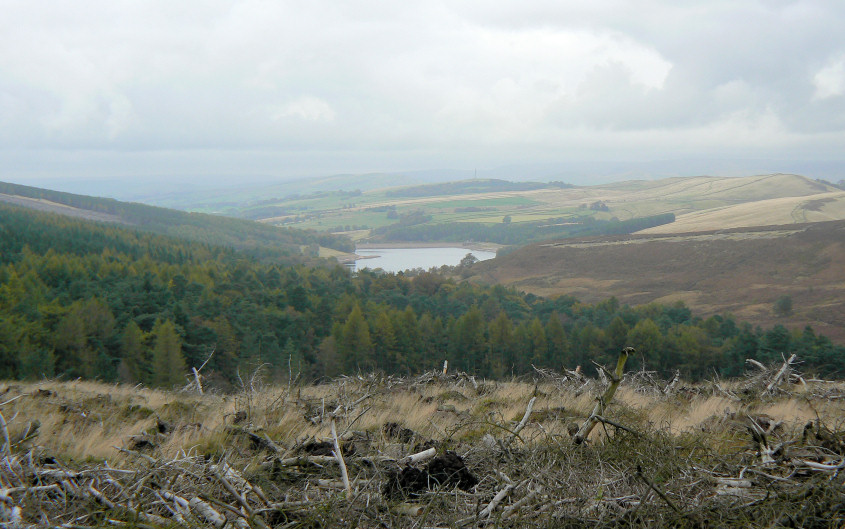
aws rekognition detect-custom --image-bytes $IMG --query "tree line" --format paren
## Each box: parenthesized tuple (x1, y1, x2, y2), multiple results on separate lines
(0, 203, 842, 389)
(370, 213, 676, 247)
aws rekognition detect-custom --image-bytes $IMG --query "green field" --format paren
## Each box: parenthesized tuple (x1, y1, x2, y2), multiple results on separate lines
(425, 196, 539, 209)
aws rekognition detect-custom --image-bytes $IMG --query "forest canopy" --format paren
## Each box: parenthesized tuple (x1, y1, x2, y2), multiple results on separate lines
(0, 202, 841, 389)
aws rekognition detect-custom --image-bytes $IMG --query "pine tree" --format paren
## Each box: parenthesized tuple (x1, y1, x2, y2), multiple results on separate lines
(451, 306, 485, 373)
(627, 319, 662, 369)
(606, 316, 629, 352)
(371, 310, 396, 370)
(528, 317, 548, 367)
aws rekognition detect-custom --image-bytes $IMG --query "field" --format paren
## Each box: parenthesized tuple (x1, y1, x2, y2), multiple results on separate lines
(2, 355, 845, 527)
(640, 191, 845, 234)
(7, 173, 844, 251)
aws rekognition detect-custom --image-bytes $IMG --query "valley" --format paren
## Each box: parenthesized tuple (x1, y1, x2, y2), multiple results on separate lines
(167, 173, 845, 245)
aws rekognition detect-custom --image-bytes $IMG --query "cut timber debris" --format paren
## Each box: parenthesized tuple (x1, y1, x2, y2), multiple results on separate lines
(0, 366, 844, 527)
(767, 354, 797, 394)
(745, 353, 801, 395)
(573, 347, 633, 444)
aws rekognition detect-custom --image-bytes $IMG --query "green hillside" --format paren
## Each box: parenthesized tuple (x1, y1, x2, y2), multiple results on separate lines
(0, 181, 354, 260)
(1, 200, 842, 389)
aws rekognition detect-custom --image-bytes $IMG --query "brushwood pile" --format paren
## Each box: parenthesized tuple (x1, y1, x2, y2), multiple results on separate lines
(0, 356, 844, 528)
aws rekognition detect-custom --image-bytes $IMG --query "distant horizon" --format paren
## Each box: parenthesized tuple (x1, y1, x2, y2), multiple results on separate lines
(5, 157, 845, 203)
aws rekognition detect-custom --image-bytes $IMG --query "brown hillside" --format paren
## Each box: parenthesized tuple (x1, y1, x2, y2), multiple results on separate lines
(471, 219, 845, 342)
(0, 192, 126, 224)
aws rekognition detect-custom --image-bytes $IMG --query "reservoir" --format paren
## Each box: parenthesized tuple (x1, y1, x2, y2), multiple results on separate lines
(354, 247, 497, 273)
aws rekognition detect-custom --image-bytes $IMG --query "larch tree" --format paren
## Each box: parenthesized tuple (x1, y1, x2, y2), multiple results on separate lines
(152, 319, 186, 388)
(119, 320, 146, 384)
(339, 304, 372, 372)
(545, 312, 569, 368)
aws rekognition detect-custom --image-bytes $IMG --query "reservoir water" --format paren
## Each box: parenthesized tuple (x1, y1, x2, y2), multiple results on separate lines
(353, 247, 496, 273)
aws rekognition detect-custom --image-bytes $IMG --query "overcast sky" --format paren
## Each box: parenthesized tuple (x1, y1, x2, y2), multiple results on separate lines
(3, 0, 845, 185)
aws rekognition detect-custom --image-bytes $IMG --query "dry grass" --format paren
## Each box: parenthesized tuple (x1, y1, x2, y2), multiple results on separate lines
(639, 191, 845, 234)
(4, 375, 844, 461)
(2, 368, 845, 527)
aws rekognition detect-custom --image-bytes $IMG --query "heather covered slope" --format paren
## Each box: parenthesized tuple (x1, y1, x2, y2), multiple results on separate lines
(471, 219, 845, 342)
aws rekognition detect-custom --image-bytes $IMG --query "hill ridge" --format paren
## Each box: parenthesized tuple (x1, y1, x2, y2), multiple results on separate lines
(0, 180, 354, 260)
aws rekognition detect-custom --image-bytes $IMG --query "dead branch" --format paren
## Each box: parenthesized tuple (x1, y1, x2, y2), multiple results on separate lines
(593, 415, 641, 437)
(747, 418, 775, 465)
(503, 396, 536, 448)
(188, 497, 226, 528)
(766, 354, 797, 394)
(479, 484, 514, 518)
(502, 486, 542, 519)
(0, 411, 9, 458)
(636, 465, 680, 514)
(663, 370, 680, 395)
(745, 359, 767, 371)
(331, 420, 353, 500)
(573, 347, 633, 444)
(398, 447, 436, 466)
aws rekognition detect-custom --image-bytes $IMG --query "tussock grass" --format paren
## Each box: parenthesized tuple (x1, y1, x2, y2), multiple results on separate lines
(2, 372, 845, 527)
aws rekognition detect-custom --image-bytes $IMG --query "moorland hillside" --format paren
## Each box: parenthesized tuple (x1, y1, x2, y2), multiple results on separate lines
(472, 219, 845, 342)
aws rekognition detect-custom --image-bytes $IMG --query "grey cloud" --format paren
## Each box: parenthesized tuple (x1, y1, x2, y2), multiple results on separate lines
(2, 1, 845, 181)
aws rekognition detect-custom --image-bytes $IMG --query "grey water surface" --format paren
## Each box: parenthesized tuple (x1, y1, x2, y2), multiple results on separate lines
(354, 247, 496, 273)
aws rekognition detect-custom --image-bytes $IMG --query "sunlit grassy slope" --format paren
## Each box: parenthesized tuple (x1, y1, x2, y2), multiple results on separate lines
(640, 190, 845, 234)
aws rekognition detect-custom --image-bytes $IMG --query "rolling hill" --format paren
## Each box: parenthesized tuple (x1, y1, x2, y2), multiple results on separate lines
(470, 219, 845, 342)
(639, 191, 845, 234)
(140, 172, 845, 246)
(0, 181, 354, 261)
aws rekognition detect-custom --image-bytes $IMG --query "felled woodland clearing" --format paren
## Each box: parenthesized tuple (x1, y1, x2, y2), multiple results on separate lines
(1, 353, 845, 528)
